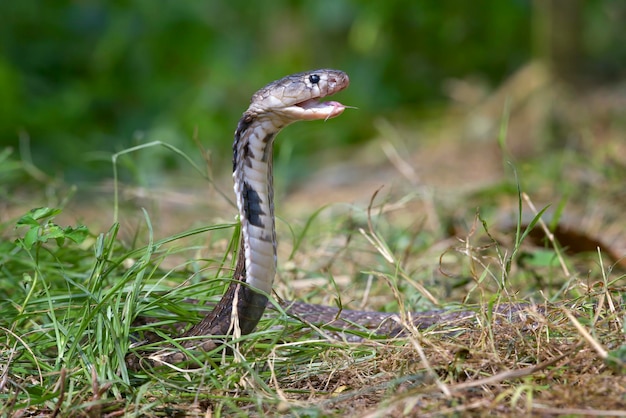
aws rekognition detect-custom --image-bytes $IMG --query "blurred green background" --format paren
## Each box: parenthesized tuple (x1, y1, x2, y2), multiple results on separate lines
(0, 0, 623, 183)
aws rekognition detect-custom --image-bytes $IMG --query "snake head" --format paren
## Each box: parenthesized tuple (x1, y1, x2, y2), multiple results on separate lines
(249, 69, 350, 122)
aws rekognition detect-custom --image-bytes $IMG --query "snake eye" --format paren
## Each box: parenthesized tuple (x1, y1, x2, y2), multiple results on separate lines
(309, 74, 320, 84)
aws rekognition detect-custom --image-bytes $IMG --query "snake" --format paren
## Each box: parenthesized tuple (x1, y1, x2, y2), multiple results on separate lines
(128, 69, 539, 368)
(182, 69, 352, 341)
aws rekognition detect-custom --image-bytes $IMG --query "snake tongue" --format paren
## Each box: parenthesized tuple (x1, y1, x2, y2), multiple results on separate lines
(295, 99, 346, 120)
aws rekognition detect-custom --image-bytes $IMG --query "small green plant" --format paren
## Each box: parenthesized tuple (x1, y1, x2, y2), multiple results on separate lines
(14, 207, 89, 250)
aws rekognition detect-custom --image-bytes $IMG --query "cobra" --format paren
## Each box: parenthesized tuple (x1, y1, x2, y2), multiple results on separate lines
(182, 69, 351, 342)
(133, 70, 536, 366)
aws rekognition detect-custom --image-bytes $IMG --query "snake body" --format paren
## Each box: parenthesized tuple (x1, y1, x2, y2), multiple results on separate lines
(129, 70, 539, 367)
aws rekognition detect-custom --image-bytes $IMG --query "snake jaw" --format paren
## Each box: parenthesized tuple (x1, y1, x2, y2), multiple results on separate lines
(293, 99, 346, 121)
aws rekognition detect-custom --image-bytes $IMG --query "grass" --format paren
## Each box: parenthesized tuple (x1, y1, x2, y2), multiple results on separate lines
(2, 100, 626, 416)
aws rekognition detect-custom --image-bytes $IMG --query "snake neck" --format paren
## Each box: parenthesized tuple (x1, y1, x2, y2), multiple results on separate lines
(233, 111, 283, 296)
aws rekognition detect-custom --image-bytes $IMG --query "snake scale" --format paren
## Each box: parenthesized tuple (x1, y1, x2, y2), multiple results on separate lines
(127, 69, 538, 368)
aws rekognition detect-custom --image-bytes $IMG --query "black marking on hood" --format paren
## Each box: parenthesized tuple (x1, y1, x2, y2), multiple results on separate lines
(243, 182, 266, 228)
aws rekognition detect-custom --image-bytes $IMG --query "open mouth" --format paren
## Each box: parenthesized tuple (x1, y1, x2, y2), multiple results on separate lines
(294, 99, 346, 120)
